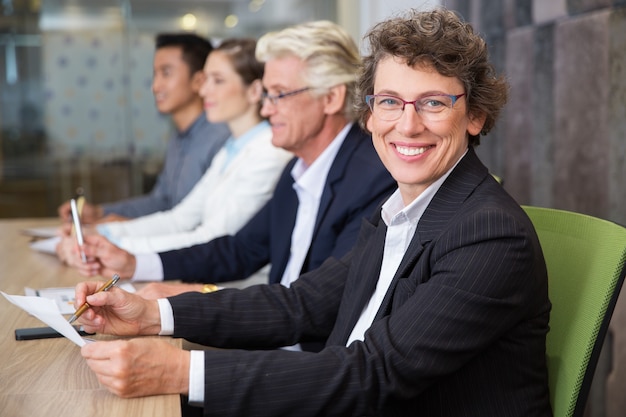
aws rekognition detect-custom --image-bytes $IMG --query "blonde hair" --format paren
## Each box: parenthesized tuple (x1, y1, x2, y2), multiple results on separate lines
(256, 20, 361, 120)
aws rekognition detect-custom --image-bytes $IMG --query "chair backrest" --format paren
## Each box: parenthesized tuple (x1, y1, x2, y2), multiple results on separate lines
(522, 206, 626, 417)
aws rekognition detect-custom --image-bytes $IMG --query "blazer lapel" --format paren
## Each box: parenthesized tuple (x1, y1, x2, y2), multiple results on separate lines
(270, 164, 300, 284)
(329, 214, 387, 345)
(301, 125, 364, 273)
(373, 148, 489, 319)
(312, 125, 361, 234)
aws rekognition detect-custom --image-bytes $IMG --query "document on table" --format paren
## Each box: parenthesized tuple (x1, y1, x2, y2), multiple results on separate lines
(25, 283, 136, 315)
(1, 291, 88, 346)
(20, 226, 60, 239)
(29, 236, 61, 255)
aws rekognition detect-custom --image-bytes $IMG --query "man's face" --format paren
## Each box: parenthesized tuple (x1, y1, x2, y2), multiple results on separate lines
(260, 56, 327, 160)
(152, 46, 201, 115)
(366, 56, 485, 205)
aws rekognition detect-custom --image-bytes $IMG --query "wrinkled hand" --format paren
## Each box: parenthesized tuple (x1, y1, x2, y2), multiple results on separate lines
(137, 282, 204, 300)
(75, 281, 161, 336)
(76, 235, 137, 279)
(82, 338, 190, 398)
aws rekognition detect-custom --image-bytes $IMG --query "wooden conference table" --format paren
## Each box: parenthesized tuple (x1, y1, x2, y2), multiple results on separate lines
(0, 218, 182, 417)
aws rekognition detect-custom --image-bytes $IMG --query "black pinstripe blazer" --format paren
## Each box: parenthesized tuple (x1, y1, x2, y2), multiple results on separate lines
(169, 147, 553, 417)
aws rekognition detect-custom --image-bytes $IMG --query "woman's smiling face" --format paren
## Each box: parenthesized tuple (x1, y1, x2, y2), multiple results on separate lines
(366, 56, 485, 205)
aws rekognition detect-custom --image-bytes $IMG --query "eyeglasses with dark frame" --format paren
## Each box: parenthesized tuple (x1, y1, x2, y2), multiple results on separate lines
(261, 87, 311, 106)
(365, 93, 466, 122)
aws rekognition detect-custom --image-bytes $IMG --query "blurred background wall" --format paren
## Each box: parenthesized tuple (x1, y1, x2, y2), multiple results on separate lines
(442, 2, 626, 416)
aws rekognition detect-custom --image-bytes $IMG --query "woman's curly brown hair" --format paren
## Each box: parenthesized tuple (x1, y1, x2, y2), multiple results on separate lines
(356, 8, 508, 146)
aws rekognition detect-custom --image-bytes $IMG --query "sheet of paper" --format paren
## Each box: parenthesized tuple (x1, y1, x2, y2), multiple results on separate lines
(21, 226, 60, 239)
(1, 291, 87, 346)
(29, 236, 61, 254)
(25, 286, 76, 314)
(24, 283, 136, 315)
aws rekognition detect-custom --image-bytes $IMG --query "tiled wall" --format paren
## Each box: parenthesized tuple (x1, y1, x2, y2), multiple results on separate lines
(42, 31, 171, 159)
(443, 1, 626, 416)
(0, 29, 174, 218)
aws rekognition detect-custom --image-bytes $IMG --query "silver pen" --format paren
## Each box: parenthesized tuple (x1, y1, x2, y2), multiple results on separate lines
(70, 197, 87, 263)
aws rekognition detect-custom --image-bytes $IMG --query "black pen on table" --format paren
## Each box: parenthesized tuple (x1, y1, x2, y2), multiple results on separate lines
(70, 197, 87, 263)
(68, 274, 120, 324)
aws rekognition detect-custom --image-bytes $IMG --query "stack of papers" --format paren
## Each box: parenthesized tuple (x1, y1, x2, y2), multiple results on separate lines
(21, 226, 62, 255)
(20, 226, 60, 239)
(24, 284, 135, 315)
(29, 237, 61, 254)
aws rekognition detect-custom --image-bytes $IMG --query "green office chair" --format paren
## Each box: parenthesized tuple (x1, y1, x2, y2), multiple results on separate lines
(522, 206, 626, 417)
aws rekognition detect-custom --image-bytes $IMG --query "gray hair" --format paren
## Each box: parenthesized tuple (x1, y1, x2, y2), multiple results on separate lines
(256, 20, 361, 120)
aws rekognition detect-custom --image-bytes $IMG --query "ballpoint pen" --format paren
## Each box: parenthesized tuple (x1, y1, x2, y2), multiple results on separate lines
(68, 274, 120, 324)
(70, 197, 87, 263)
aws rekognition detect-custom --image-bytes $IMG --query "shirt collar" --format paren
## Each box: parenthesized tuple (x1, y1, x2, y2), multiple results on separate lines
(223, 120, 269, 155)
(290, 122, 352, 199)
(381, 148, 468, 226)
(176, 113, 207, 139)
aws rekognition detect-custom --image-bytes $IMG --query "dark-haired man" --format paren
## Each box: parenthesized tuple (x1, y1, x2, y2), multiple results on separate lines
(58, 33, 229, 223)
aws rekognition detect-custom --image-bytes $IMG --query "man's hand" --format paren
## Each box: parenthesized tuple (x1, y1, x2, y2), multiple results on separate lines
(77, 235, 137, 279)
(75, 281, 161, 336)
(81, 338, 190, 398)
(137, 282, 204, 300)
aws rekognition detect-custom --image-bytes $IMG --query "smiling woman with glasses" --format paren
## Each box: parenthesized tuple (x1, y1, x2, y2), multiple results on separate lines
(67, 9, 551, 417)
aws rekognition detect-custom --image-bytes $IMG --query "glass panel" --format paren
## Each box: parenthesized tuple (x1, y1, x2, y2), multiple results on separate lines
(0, 0, 337, 218)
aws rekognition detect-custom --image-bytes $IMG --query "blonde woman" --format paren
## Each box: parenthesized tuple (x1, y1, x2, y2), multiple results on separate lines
(59, 39, 291, 260)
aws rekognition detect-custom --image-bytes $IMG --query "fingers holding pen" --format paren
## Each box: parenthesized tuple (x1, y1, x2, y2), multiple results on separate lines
(73, 282, 121, 333)
(81, 235, 136, 279)
(74, 281, 162, 336)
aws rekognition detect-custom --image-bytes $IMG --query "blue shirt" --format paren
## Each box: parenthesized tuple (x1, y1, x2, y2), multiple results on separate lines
(102, 114, 230, 218)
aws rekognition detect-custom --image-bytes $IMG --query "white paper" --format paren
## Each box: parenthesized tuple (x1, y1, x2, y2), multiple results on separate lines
(25, 286, 76, 314)
(21, 226, 60, 239)
(24, 283, 136, 315)
(1, 291, 87, 346)
(29, 236, 61, 254)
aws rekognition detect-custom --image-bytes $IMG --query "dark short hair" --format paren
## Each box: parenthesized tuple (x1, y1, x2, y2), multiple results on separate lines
(356, 8, 508, 146)
(155, 33, 213, 75)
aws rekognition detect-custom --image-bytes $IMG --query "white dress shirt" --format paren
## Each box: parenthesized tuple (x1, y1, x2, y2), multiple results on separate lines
(279, 123, 349, 287)
(346, 151, 465, 345)
(278, 123, 348, 352)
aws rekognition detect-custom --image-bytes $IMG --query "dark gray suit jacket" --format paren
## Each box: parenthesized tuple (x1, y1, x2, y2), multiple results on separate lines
(169, 147, 553, 416)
